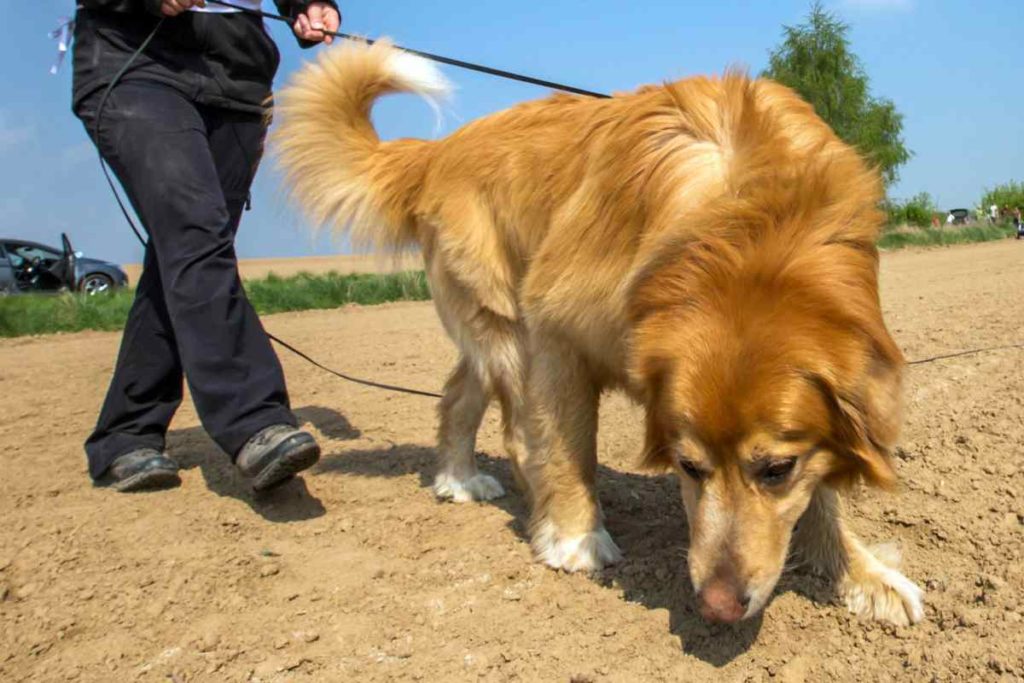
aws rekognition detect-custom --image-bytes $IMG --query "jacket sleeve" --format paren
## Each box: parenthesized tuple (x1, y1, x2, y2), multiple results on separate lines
(273, 0, 340, 49)
(77, 0, 164, 16)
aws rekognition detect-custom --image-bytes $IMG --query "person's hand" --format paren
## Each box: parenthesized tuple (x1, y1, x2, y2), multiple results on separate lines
(294, 2, 341, 44)
(160, 0, 206, 16)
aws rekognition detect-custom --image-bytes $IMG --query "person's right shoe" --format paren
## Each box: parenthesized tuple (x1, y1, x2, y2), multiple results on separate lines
(236, 425, 321, 492)
(97, 448, 181, 492)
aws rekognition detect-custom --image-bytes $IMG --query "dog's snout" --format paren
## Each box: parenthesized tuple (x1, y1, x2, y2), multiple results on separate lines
(698, 577, 749, 624)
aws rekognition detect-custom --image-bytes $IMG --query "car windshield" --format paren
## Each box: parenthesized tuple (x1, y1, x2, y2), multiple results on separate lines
(6, 244, 60, 268)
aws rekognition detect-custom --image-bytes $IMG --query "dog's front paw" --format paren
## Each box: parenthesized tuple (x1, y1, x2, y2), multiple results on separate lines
(532, 520, 622, 572)
(841, 544, 924, 626)
(433, 472, 505, 502)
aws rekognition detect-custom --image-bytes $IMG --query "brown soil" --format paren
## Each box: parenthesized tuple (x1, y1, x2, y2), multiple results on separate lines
(2, 239, 1023, 682)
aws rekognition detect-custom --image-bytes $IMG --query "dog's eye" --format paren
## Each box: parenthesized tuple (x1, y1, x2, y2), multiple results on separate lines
(758, 457, 798, 486)
(678, 458, 707, 481)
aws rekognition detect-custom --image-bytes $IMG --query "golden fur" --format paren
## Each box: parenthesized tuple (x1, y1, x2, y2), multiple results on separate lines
(272, 40, 924, 625)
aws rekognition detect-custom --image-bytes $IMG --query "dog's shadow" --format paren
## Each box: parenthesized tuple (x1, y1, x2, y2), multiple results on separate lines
(166, 405, 361, 523)
(314, 440, 834, 666)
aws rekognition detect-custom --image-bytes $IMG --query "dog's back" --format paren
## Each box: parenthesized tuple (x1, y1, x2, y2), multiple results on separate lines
(274, 42, 877, 328)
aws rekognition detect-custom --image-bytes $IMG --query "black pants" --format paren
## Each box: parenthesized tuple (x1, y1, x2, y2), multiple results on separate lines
(77, 80, 296, 480)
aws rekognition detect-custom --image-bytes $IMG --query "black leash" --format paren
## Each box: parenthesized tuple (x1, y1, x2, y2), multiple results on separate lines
(93, 17, 166, 246)
(92, 16, 443, 400)
(906, 342, 1024, 366)
(265, 334, 442, 398)
(88, 5, 1020, 404)
(205, 0, 611, 98)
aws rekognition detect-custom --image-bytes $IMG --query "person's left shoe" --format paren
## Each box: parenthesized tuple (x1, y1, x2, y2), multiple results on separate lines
(96, 448, 181, 492)
(236, 425, 321, 492)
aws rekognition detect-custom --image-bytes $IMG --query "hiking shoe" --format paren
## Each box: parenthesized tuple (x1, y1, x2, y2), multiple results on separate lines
(98, 448, 181, 492)
(236, 425, 321, 492)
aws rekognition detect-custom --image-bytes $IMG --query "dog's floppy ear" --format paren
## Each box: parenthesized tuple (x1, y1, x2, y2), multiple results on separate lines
(812, 358, 904, 489)
(641, 407, 675, 472)
(638, 357, 677, 472)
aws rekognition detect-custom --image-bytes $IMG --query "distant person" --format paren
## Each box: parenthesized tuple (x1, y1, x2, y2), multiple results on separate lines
(990, 203, 999, 224)
(946, 212, 955, 225)
(73, 0, 340, 492)
(1014, 207, 1023, 239)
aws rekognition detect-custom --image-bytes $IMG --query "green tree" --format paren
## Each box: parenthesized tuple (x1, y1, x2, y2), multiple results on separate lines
(762, 2, 911, 186)
(883, 192, 937, 228)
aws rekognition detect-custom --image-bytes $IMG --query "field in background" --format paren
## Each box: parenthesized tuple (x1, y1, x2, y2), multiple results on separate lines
(2, 229, 1018, 338)
(121, 252, 422, 285)
(120, 224, 1013, 283)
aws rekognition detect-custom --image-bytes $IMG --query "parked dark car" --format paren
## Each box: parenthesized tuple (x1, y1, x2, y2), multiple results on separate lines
(947, 208, 970, 225)
(0, 234, 128, 295)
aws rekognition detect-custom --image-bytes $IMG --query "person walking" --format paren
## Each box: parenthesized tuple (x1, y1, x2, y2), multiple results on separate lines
(72, 0, 340, 492)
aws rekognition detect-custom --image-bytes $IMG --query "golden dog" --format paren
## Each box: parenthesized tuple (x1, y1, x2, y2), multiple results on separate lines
(273, 41, 924, 625)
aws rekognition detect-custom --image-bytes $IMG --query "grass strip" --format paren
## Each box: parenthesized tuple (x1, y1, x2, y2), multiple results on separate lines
(878, 224, 1016, 249)
(0, 270, 431, 338)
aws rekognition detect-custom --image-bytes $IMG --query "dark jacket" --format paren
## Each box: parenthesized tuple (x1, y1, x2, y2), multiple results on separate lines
(72, 0, 338, 114)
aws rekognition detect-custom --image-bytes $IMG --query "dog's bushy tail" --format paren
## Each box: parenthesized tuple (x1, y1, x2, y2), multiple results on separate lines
(272, 39, 451, 250)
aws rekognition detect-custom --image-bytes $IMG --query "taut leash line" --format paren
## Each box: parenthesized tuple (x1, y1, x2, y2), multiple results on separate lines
(205, 0, 611, 98)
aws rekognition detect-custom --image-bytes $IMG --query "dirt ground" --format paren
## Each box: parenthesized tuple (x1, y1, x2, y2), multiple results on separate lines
(2, 238, 1023, 682)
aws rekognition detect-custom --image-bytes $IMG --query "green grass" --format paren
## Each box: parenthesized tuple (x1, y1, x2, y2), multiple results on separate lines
(245, 270, 431, 314)
(0, 289, 136, 337)
(877, 223, 1016, 250)
(0, 224, 1017, 339)
(0, 270, 431, 338)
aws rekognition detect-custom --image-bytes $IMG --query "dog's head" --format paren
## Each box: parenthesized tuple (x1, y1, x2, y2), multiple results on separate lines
(629, 215, 903, 624)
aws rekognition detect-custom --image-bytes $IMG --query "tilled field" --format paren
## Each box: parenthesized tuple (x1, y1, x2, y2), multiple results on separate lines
(1, 239, 1022, 682)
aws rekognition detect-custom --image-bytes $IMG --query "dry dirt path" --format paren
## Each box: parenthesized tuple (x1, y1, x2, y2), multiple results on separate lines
(1, 239, 1022, 682)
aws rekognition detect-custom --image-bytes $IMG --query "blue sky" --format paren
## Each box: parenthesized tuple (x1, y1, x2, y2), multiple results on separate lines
(2, 0, 1022, 264)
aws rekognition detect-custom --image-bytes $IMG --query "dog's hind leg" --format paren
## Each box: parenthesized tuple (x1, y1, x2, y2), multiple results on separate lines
(793, 486, 924, 626)
(496, 385, 528, 495)
(432, 357, 505, 502)
(523, 337, 621, 572)
(489, 327, 529, 495)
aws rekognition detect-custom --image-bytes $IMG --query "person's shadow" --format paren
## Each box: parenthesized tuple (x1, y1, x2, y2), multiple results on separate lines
(166, 405, 360, 523)
(313, 441, 835, 667)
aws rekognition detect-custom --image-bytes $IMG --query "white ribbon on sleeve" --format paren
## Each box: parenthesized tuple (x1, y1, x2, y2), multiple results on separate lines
(49, 16, 75, 75)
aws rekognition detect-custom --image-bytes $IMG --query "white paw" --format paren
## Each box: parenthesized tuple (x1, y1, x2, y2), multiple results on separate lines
(532, 519, 622, 572)
(842, 544, 925, 626)
(433, 472, 505, 502)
